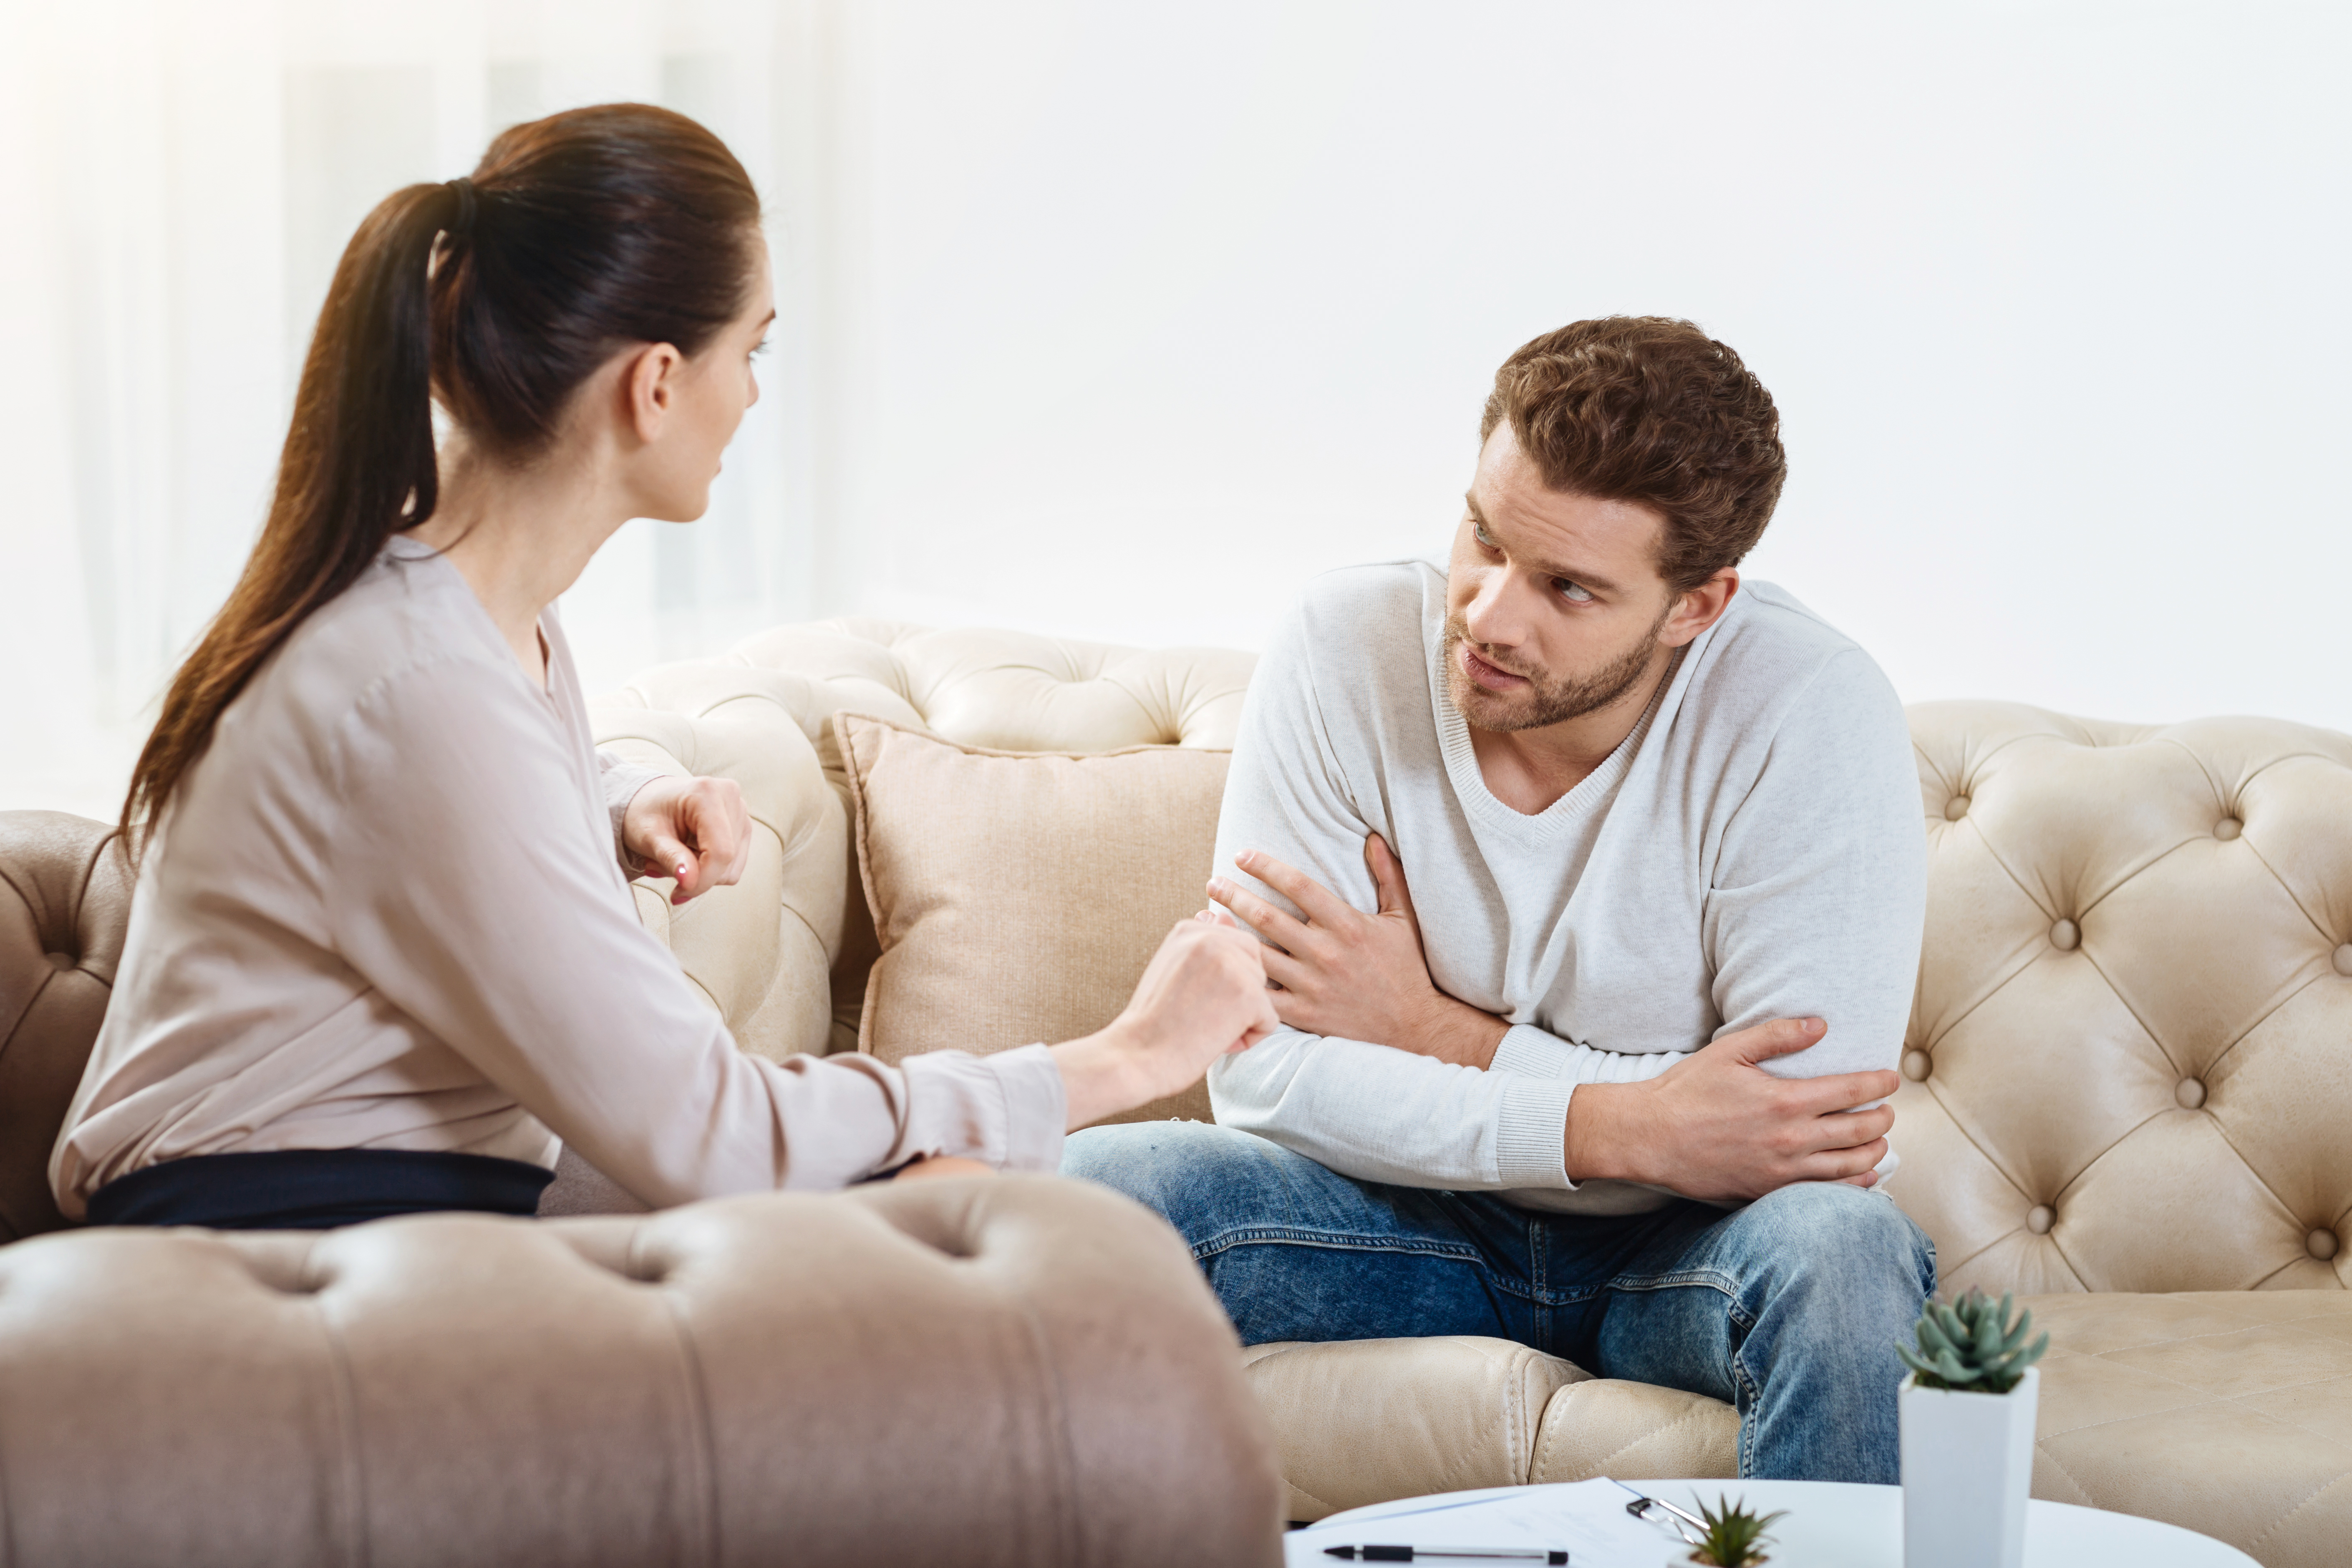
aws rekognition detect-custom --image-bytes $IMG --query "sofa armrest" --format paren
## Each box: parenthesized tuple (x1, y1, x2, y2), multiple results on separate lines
(0, 1175, 1281, 1567)
(587, 701, 845, 1062)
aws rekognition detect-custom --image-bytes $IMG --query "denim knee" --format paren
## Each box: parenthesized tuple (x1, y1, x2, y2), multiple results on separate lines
(1744, 1182, 1938, 1304)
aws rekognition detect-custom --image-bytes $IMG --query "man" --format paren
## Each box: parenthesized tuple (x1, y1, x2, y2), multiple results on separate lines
(1063, 317, 1935, 1483)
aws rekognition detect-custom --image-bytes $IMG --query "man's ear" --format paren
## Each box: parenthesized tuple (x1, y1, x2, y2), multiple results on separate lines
(1661, 568, 1739, 648)
(621, 342, 686, 444)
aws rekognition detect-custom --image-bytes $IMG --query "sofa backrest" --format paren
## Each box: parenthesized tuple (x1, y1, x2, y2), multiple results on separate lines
(9, 624, 2347, 1301)
(610, 624, 2352, 1299)
(1901, 702, 2352, 1296)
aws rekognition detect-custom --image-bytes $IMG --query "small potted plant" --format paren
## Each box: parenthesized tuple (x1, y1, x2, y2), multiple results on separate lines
(1897, 1288, 2050, 1568)
(1669, 1495, 1786, 1567)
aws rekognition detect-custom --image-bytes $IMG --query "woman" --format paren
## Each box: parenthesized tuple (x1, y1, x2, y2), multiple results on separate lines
(51, 104, 1275, 1231)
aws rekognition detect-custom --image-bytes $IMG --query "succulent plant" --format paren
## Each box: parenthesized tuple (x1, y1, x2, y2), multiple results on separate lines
(1899, 1288, 2050, 1394)
(1682, 1494, 1787, 1568)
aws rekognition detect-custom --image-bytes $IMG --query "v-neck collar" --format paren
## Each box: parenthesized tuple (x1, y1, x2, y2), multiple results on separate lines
(1429, 624, 1685, 844)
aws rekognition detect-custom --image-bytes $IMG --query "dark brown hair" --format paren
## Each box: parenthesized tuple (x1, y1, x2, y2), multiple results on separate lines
(123, 103, 761, 843)
(1480, 317, 1786, 594)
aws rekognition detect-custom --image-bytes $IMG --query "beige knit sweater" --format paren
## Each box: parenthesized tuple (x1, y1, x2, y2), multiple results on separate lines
(52, 535, 1064, 1218)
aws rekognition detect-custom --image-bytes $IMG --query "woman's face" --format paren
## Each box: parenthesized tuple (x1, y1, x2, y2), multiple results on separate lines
(635, 230, 775, 523)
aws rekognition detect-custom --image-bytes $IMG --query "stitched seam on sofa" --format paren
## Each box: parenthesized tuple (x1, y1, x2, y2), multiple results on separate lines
(303, 1235, 371, 1568)
(2029, 1442, 2100, 1507)
(637, 1226, 720, 1568)
(1601, 1400, 1724, 1478)
(2196, 968, 2328, 1085)
(2250, 1466, 2352, 1555)
(1006, 1275, 1085, 1568)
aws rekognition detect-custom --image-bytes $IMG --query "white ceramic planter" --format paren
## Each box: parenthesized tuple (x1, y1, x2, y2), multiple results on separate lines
(1899, 1364, 2040, 1568)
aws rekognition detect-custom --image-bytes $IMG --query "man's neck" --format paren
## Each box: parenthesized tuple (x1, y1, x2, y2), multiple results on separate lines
(1467, 643, 1679, 815)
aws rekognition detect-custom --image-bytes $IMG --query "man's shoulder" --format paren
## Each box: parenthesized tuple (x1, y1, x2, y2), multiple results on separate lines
(1697, 580, 1905, 743)
(1712, 581, 1884, 691)
(1281, 558, 1444, 663)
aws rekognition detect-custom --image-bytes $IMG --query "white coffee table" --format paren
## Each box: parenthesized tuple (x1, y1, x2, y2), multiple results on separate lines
(1283, 1479, 2257, 1567)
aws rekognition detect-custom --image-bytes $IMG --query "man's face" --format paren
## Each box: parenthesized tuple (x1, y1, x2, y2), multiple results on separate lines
(1443, 421, 1685, 733)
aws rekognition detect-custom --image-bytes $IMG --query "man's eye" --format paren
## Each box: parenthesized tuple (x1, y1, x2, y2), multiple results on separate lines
(1555, 580, 1593, 603)
(1473, 523, 1498, 550)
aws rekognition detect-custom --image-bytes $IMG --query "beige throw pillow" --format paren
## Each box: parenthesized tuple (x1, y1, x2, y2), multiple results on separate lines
(836, 714, 1233, 1126)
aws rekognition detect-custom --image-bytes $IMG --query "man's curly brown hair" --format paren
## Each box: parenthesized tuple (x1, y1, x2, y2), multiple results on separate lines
(1479, 317, 1786, 594)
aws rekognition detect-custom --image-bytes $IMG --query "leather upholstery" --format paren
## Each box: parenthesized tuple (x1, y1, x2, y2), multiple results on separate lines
(0, 809, 1281, 1565)
(598, 625, 2352, 1565)
(8, 620, 2349, 1564)
(0, 1172, 1281, 1567)
(0, 812, 133, 1242)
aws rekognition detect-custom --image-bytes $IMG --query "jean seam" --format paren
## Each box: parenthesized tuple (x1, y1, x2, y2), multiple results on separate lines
(1189, 1226, 1485, 1266)
(1603, 1271, 1759, 1474)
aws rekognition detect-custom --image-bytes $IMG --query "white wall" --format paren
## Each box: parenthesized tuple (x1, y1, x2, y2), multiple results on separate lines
(789, 0, 2352, 731)
(6, 0, 2349, 820)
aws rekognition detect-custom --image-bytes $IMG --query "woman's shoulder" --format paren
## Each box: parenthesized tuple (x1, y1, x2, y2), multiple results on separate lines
(217, 543, 528, 773)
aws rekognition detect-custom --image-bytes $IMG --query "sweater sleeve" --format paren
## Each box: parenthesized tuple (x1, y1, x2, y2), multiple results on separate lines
(1203, 598, 1590, 1191)
(324, 657, 1066, 1205)
(1704, 649, 1926, 1081)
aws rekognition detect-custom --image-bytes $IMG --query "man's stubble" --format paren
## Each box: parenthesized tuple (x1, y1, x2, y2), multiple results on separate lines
(1441, 603, 1673, 732)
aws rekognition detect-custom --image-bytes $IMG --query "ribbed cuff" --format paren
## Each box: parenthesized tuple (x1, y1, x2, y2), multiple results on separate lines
(1495, 1072, 1579, 1190)
(1490, 1023, 1579, 1079)
(987, 1043, 1069, 1173)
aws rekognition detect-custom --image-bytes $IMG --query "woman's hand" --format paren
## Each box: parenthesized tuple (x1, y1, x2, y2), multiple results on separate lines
(622, 774, 752, 904)
(1051, 918, 1281, 1129)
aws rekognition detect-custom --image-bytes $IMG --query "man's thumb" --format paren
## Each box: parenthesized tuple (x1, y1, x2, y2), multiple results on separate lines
(1737, 1016, 1826, 1063)
(646, 834, 695, 885)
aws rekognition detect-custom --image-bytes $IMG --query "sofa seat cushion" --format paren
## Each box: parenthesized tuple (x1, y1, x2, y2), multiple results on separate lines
(1248, 1293, 2352, 1565)
(2025, 1290, 2352, 1568)
(1241, 1336, 1737, 1520)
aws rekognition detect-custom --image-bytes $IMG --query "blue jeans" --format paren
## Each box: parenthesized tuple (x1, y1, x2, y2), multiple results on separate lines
(1062, 1121, 1935, 1483)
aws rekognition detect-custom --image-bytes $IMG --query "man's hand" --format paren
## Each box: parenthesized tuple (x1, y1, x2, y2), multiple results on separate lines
(622, 774, 752, 905)
(1051, 917, 1282, 1129)
(1565, 1017, 1897, 1201)
(1207, 835, 1507, 1068)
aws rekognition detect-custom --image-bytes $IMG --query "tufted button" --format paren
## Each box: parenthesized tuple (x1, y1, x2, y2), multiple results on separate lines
(1901, 1051, 1931, 1081)
(2027, 1205, 2055, 1235)
(2336, 944, 2352, 977)
(2175, 1077, 2206, 1109)
(2311, 1229, 2341, 1263)
(1943, 796, 1971, 822)
(2049, 919, 2080, 951)
(45, 952, 76, 971)
(2213, 817, 2242, 841)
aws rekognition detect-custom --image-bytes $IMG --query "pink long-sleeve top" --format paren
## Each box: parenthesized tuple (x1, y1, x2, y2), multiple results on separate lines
(51, 534, 1066, 1218)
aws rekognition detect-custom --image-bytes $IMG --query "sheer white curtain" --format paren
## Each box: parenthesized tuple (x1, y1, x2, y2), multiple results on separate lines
(0, 0, 847, 821)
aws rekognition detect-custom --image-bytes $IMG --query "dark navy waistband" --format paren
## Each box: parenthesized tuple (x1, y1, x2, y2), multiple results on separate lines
(86, 1148, 554, 1231)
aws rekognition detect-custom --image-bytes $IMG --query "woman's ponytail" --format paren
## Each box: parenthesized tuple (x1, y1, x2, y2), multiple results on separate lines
(122, 105, 759, 846)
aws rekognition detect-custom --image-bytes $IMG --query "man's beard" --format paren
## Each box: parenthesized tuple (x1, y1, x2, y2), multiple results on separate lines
(1442, 608, 1670, 732)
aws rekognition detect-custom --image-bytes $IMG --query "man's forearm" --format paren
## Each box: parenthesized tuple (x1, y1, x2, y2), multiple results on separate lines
(1405, 993, 1510, 1069)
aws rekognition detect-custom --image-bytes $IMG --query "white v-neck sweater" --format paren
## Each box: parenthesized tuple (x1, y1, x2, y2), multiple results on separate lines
(1205, 561, 1925, 1215)
(52, 535, 1065, 1217)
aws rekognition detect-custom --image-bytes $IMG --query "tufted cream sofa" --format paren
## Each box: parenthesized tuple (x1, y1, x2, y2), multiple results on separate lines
(588, 620, 2352, 1568)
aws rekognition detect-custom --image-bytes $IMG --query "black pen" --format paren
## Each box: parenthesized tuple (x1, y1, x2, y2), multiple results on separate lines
(1321, 1548, 1567, 1563)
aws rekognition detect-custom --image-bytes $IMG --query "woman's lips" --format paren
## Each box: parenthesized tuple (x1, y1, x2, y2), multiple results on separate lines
(1461, 645, 1528, 691)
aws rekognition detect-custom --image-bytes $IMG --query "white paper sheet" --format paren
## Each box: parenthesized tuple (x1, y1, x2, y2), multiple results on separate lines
(1288, 1478, 1690, 1567)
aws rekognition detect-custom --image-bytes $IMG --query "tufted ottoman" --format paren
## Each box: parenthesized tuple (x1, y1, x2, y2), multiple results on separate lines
(588, 623, 2352, 1568)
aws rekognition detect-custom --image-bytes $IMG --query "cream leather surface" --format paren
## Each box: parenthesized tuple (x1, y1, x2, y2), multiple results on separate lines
(0, 1153, 1281, 1565)
(605, 627, 2351, 1565)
